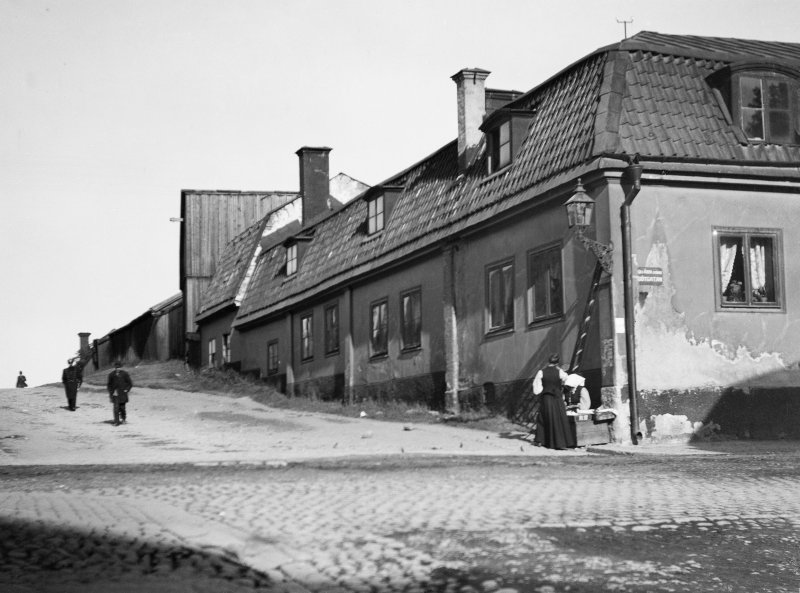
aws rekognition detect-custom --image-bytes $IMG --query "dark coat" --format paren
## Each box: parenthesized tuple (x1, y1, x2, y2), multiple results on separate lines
(62, 365, 81, 386)
(107, 369, 133, 403)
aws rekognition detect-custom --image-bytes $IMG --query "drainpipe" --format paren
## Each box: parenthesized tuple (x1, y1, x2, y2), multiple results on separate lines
(621, 160, 643, 444)
(443, 242, 460, 415)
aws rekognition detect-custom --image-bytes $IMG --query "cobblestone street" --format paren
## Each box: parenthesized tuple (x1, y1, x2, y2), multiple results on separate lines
(2, 453, 799, 592)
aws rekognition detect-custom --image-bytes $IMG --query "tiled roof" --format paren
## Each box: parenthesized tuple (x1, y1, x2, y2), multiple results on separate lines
(196, 217, 268, 321)
(235, 32, 800, 326)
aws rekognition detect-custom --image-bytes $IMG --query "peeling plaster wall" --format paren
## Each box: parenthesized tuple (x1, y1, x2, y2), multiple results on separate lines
(629, 182, 800, 440)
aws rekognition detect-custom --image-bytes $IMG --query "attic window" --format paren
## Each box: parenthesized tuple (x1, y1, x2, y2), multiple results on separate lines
(711, 64, 800, 145)
(482, 109, 534, 174)
(286, 243, 298, 276)
(367, 194, 385, 234)
(490, 121, 511, 171)
(738, 75, 797, 143)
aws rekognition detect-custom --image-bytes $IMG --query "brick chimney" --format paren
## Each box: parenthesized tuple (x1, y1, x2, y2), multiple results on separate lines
(296, 146, 332, 225)
(451, 68, 490, 171)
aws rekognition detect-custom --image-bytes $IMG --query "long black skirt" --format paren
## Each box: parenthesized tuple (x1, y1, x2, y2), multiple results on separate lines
(536, 393, 576, 449)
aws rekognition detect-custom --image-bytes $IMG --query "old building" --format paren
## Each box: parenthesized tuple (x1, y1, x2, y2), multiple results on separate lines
(192, 164, 369, 374)
(193, 32, 800, 443)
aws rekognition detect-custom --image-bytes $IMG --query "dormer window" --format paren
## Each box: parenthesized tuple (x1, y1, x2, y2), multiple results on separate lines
(481, 108, 534, 174)
(709, 64, 800, 145)
(739, 75, 794, 143)
(363, 185, 403, 236)
(490, 121, 511, 171)
(286, 243, 298, 276)
(367, 194, 385, 234)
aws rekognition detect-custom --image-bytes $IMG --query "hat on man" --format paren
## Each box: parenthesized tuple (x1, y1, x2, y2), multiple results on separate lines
(114, 360, 122, 368)
(548, 353, 560, 364)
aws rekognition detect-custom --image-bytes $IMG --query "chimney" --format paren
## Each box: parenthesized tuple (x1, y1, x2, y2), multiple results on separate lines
(451, 68, 490, 171)
(78, 332, 90, 353)
(296, 146, 332, 225)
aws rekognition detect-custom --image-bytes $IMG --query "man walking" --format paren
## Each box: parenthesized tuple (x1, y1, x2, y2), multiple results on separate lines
(61, 359, 82, 411)
(106, 361, 132, 426)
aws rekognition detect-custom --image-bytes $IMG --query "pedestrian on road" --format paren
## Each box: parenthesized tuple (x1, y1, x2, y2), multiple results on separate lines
(107, 361, 132, 426)
(532, 353, 575, 450)
(61, 359, 82, 411)
(16, 371, 27, 388)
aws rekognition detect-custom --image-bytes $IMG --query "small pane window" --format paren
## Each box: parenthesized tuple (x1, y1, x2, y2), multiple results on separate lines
(498, 121, 511, 168)
(368, 195, 385, 234)
(324, 304, 339, 355)
(208, 338, 216, 368)
(370, 299, 388, 357)
(286, 244, 298, 276)
(717, 228, 782, 308)
(222, 333, 230, 364)
(300, 313, 313, 361)
(401, 289, 422, 350)
(527, 246, 563, 323)
(738, 75, 797, 144)
(487, 260, 514, 332)
(267, 340, 279, 375)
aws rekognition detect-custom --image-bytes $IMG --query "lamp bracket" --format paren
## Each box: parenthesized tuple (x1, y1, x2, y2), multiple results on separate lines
(575, 227, 614, 275)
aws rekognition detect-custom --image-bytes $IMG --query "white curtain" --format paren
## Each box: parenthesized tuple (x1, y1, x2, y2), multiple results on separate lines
(719, 238, 739, 293)
(749, 241, 766, 293)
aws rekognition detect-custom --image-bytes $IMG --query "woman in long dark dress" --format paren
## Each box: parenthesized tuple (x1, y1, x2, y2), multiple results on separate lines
(533, 354, 575, 449)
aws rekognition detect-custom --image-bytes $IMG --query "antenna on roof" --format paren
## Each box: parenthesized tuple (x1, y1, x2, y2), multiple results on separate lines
(616, 17, 633, 39)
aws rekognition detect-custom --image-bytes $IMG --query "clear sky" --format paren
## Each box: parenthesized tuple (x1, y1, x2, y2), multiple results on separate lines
(2, 0, 799, 387)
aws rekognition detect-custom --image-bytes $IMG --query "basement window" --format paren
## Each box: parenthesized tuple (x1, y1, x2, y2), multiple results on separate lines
(715, 227, 783, 309)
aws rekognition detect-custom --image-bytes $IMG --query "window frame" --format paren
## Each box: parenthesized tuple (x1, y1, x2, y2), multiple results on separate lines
(731, 70, 800, 145)
(526, 243, 565, 325)
(221, 333, 230, 364)
(713, 226, 784, 311)
(369, 298, 389, 358)
(324, 303, 340, 356)
(286, 243, 298, 276)
(300, 312, 314, 361)
(367, 194, 385, 235)
(267, 339, 279, 375)
(208, 338, 217, 368)
(400, 287, 422, 351)
(485, 258, 515, 334)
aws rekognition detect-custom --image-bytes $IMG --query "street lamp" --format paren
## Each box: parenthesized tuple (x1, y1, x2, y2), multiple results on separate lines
(564, 178, 613, 275)
(564, 166, 642, 446)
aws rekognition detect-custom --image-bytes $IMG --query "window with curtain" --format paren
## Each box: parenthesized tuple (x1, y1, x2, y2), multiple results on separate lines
(487, 260, 515, 332)
(370, 299, 388, 357)
(300, 313, 313, 361)
(400, 288, 422, 350)
(716, 228, 782, 308)
(527, 245, 564, 323)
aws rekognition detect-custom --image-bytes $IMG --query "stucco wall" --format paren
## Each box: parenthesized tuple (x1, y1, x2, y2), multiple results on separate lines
(629, 182, 800, 440)
(349, 255, 445, 397)
(454, 202, 605, 413)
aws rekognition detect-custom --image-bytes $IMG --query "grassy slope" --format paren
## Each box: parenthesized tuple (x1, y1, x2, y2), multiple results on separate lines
(79, 360, 521, 433)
